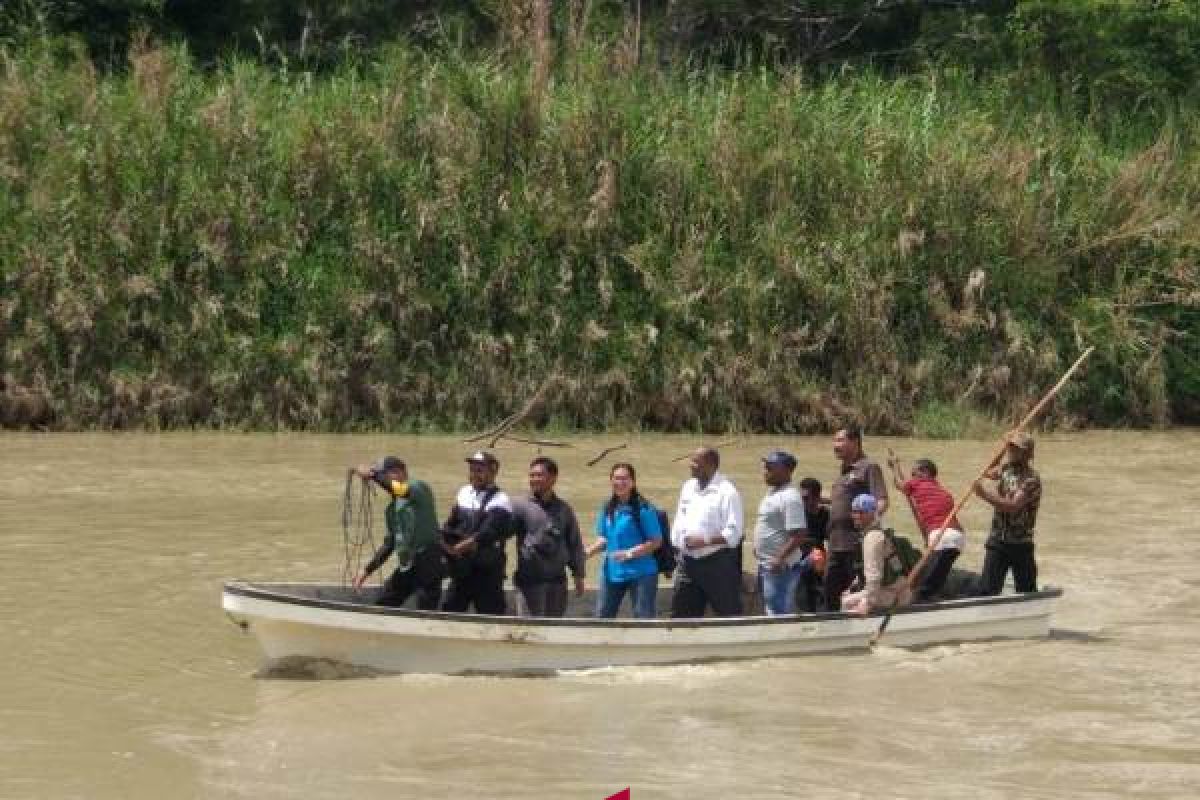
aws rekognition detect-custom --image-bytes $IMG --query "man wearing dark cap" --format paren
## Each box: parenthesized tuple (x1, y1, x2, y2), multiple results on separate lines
(825, 427, 889, 611)
(753, 450, 810, 616)
(441, 450, 514, 615)
(349, 457, 444, 610)
(973, 432, 1042, 595)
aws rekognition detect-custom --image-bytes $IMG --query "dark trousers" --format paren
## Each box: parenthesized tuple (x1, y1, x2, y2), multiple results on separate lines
(915, 548, 960, 603)
(823, 549, 861, 612)
(376, 547, 444, 611)
(980, 541, 1037, 595)
(516, 578, 568, 617)
(795, 562, 824, 612)
(442, 549, 507, 615)
(671, 548, 743, 618)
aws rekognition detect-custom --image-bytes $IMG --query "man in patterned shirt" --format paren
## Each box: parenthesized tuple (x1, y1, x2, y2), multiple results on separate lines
(973, 432, 1043, 595)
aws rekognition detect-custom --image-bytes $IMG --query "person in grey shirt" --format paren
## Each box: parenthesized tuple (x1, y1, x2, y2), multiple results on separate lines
(514, 456, 586, 617)
(754, 450, 810, 616)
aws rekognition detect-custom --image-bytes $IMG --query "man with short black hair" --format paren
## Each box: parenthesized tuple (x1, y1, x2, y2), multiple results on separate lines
(441, 451, 514, 615)
(350, 456, 444, 610)
(515, 456, 586, 617)
(795, 477, 830, 611)
(891, 457, 965, 602)
(825, 427, 889, 611)
(670, 447, 744, 618)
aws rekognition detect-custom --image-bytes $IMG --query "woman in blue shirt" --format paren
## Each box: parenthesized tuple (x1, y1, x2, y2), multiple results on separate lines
(587, 463, 662, 619)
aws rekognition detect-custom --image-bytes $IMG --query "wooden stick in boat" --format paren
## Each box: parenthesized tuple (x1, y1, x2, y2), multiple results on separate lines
(462, 375, 560, 446)
(586, 443, 628, 467)
(496, 433, 572, 448)
(871, 346, 1094, 646)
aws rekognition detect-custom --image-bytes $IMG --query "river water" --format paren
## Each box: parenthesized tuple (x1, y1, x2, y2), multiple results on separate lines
(1, 432, 1197, 799)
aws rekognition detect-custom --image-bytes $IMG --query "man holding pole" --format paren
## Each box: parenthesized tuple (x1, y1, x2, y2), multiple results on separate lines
(973, 433, 1042, 595)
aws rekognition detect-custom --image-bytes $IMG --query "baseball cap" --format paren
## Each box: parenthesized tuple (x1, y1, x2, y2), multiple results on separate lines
(762, 449, 797, 469)
(850, 494, 879, 513)
(465, 450, 499, 467)
(1007, 432, 1035, 454)
(374, 456, 405, 473)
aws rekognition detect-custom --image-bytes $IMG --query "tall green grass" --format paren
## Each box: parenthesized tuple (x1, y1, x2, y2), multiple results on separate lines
(1, 36, 1196, 431)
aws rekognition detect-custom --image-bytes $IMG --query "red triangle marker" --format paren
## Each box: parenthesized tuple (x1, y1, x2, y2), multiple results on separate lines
(605, 790, 631, 800)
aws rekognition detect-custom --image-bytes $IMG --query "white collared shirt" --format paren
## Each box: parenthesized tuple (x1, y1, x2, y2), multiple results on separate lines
(671, 472, 743, 558)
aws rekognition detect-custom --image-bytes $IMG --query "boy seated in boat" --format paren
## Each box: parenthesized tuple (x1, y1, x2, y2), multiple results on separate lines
(839, 494, 913, 616)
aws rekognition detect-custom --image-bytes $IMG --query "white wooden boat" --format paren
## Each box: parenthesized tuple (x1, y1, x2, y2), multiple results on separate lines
(222, 581, 1063, 675)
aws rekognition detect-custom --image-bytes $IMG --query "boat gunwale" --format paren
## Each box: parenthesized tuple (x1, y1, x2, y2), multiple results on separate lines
(223, 581, 1062, 629)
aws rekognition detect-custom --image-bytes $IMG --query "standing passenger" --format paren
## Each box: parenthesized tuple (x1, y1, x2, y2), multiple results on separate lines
(441, 451, 514, 615)
(795, 477, 830, 611)
(973, 433, 1042, 595)
(670, 447, 744, 618)
(349, 456, 444, 610)
(754, 450, 809, 616)
(825, 427, 889, 611)
(515, 457, 586, 617)
(587, 463, 662, 619)
(510, 497, 563, 617)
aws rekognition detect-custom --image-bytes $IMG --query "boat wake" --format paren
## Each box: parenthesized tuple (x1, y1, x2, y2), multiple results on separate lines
(256, 656, 383, 681)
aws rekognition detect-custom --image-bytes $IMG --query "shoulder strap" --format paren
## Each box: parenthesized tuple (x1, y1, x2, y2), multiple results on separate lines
(629, 501, 645, 541)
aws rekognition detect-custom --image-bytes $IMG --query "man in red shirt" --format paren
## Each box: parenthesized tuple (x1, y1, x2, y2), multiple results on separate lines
(893, 458, 965, 602)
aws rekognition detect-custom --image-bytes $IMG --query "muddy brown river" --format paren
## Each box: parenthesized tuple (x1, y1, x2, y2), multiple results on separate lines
(1, 432, 1197, 799)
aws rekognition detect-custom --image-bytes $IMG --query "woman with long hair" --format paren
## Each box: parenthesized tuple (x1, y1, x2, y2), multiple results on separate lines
(586, 463, 663, 619)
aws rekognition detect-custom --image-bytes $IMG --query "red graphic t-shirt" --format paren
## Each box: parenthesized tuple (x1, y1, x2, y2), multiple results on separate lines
(902, 477, 960, 536)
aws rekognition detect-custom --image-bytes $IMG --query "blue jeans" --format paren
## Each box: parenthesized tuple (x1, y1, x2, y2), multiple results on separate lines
(760, 563, 803, 616)
(597, 572, 659, 619)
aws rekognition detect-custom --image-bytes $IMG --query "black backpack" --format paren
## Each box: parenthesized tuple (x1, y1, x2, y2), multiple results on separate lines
(631, 501, 677, 578)
(881, 528, 922, 586)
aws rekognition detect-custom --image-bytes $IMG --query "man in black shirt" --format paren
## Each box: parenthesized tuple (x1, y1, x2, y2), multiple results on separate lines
(441, 451, 514, 615)
(795, 476, 830, 612)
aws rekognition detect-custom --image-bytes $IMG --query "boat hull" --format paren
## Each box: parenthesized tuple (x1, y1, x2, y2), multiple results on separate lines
(222, 582, 1062, 675)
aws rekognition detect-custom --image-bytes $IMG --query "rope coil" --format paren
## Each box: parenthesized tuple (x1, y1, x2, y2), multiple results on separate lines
(340, 473, 377, 587)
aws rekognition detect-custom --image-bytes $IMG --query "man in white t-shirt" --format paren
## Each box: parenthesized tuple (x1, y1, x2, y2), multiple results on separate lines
(754, 450, 810, 616)
(670, 447, 744, 618)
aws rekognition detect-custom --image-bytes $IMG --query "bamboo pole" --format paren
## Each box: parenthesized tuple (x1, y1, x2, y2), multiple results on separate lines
(871, 346, 1094, 645)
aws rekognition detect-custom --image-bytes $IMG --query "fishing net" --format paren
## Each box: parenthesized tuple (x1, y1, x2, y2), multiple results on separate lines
(340, 473, 377, 586)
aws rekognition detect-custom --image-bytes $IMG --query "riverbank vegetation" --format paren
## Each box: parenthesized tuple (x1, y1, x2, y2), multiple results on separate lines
(1, 2, 1197, 432)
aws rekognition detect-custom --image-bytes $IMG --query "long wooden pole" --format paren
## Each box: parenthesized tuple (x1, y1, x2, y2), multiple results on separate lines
(870, 346, 1094, 645)
(936, 345, 1094, 539)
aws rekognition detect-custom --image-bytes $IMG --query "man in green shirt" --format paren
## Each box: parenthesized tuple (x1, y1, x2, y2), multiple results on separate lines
(350, 456, 445, 610)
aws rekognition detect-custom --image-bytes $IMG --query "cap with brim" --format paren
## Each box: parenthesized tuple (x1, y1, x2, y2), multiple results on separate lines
(1006, 432, 1035, 453)
(851, 493, 879, 513)
(762, 449, 797, 469)
(375, 456, 404, 473)
(465, 450, 499, 467)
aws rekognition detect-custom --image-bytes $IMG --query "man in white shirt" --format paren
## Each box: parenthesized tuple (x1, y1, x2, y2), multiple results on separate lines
(670, 447, 744, 617)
